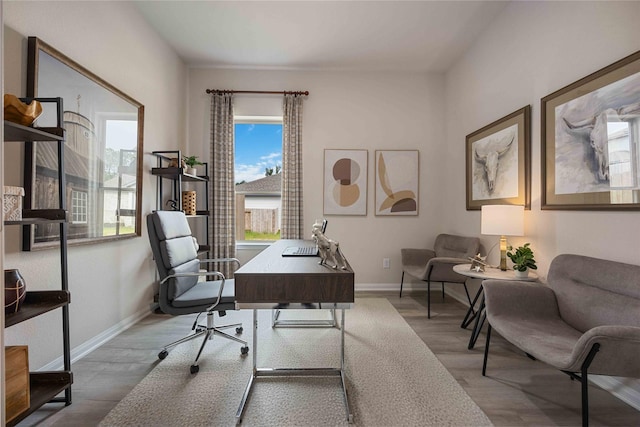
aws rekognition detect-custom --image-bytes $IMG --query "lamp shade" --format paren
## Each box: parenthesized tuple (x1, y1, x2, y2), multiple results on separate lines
(481, 205, 524, 237)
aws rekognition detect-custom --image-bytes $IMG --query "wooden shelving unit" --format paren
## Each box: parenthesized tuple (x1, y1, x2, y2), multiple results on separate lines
(3, 97, 73, 425)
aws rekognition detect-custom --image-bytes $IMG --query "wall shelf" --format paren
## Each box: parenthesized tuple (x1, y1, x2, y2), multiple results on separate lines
(151, 151, 210, 234)
(4, 120, 64, 142)
(3, 98, 72, 424)
(5, 291, 71, 327)
(151, 167, 209, 182)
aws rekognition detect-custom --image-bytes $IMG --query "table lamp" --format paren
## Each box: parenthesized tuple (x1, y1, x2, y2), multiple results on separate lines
(481, 205, 524, 271)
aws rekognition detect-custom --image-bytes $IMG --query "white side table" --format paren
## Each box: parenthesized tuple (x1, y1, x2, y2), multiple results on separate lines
(453, 264, 538, 349)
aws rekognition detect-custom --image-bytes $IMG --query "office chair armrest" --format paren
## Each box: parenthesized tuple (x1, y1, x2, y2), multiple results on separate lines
(200, 257, 241, 268)
(160, 271, 228, 311)
(159, 271, 225, 285)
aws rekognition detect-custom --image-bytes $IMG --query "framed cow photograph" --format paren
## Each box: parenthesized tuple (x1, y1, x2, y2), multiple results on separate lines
(466, 105, 531, 210)
(542, 50, 640, 210)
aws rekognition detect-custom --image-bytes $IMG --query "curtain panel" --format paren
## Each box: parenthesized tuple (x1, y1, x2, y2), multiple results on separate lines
(209, 93, 236, 277)
(281, 94, 305, 239)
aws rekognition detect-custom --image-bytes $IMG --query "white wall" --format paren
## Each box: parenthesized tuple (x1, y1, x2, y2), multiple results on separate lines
(443, 0, 640, 404)
(3, 1, 187, 369)
(187, 68, 446, 286)
(443, 1, 640, 275)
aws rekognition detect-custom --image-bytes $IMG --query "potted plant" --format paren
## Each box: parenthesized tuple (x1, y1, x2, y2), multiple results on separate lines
(506, 243, 537, 278)
(183, 155, 203, 175)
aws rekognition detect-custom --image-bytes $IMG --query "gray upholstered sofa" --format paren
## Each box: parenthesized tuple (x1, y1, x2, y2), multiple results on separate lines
(482, 253, 640, 426)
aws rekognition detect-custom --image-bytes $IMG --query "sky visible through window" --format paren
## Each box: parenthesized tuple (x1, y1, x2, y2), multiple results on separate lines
(234, 123, 282, 184)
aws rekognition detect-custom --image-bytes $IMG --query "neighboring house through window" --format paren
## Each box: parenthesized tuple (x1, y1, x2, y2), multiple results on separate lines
(234, 116, 283, 241)
(71, 189, 88, 224)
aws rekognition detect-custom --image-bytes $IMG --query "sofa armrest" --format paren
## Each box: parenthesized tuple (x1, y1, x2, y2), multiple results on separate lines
(570, 325, 640, 376)
(483, 280, 560, 320)
(401, 248, 436, 280)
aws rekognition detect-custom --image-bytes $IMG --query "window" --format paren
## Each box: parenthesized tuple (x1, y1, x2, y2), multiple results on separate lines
(71, 190, 88, 224)
(234, 116, 283, 241)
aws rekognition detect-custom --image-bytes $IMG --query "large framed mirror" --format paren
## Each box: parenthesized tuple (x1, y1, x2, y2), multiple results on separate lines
(23, 36, 144, 250)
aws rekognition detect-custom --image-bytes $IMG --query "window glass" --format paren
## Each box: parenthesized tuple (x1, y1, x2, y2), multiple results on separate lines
(234, 118, 282, 241)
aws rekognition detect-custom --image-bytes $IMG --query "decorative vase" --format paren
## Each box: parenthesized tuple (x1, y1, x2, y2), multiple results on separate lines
(5, 269, 26, 314)
(514, 269, 529, 279)
(182, 191, 197, 216)
(186, 167, 197, 176)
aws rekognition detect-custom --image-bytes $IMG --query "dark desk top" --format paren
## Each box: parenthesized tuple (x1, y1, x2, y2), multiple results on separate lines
(234, 239, 354, 304)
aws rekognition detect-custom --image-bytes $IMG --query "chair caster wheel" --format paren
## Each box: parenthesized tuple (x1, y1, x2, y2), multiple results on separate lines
(190, 364, 199, 374)
(241, 346, 249, 355)
(158, 350, 168, 360)
(236, 326, 243, 334)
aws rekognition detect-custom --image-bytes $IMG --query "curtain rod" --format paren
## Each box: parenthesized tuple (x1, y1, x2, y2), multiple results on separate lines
(206, 89, 309, 96)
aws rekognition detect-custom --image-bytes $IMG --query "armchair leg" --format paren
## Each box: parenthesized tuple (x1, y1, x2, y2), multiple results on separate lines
(400, 271, 405, 298)
(482, 324, 492, 376)
(580, 343, 601, 427)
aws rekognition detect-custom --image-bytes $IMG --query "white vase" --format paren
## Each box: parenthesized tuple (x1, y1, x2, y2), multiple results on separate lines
(186, 167, 197, 176)
(514, 269, 529, 279)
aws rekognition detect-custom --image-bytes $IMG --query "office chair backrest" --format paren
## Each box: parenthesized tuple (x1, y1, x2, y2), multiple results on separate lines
(147, 211, 200, 301)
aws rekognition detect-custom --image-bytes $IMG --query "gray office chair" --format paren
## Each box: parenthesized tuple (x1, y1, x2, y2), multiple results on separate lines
(400, 233, 480, 319)
(147, 210, 249, 374)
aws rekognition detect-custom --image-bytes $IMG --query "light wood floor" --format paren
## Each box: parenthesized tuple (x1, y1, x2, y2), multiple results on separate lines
(21, 291, 640, 426)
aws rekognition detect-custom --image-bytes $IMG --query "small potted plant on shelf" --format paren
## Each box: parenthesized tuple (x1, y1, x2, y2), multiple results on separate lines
(183, 155, 203, 176)
(507, 242, 537, 278)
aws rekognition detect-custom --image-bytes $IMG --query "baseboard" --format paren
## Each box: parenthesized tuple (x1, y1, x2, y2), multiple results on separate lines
(38, 307, 152, 371)
(591, 375, 640, 411)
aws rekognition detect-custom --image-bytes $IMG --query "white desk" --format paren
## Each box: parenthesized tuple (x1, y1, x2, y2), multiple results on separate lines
(453, 264, 538, 349)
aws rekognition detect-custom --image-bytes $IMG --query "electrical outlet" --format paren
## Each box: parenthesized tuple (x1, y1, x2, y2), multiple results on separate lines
(383, 258, 390, 269)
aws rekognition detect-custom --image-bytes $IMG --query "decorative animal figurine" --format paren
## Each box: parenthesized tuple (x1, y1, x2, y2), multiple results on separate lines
(166, 199, 178, 211)
(311, 221, 347, 270)
(468, 253, 488, 272)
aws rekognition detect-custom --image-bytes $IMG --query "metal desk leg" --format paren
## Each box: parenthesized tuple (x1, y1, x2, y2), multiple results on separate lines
(271, 307, 339, 328)
(235, 308, 353, 425)
(339, 308, 353, 423)
(236, 309, 258, 425)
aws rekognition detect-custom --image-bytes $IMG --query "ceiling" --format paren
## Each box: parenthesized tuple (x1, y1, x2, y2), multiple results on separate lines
(133, 1, 509, 72)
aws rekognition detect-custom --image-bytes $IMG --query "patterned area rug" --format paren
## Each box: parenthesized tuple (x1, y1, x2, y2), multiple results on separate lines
(100, 298, 492, 426)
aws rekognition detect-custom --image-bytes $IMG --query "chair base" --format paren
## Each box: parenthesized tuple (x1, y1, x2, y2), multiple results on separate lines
(158, 310, 249, 373)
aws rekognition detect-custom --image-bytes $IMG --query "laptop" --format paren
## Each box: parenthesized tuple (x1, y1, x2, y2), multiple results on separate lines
(281, 245, 319, 257)
(281, 219, 327, 257)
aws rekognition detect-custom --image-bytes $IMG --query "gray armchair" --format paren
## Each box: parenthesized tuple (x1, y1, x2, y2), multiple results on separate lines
(400, 233, 480, 318)
(482, 254, 640, 426)
(147, 210, 249, 374)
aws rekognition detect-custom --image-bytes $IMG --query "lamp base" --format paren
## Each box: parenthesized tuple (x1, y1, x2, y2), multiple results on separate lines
(499, 235, 508, 271)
